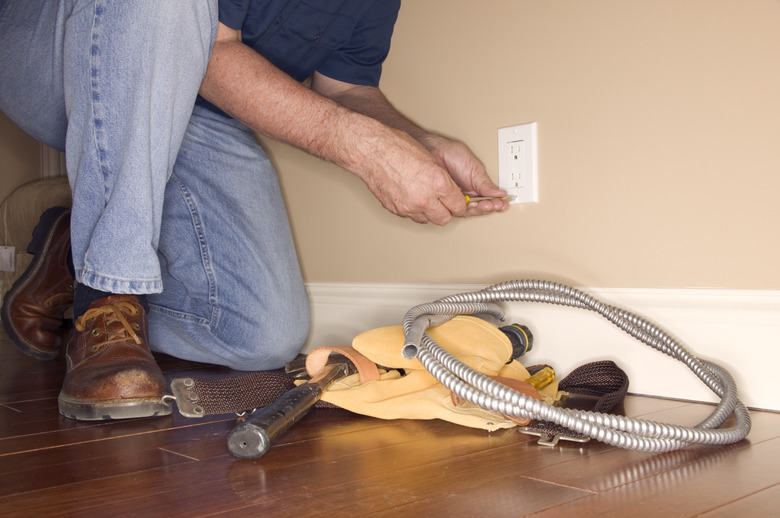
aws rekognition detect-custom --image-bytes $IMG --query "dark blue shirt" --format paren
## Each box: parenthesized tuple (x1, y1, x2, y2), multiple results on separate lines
(197, 0, 401, 115)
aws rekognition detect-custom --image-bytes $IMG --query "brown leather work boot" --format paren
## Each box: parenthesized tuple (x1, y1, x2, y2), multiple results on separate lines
(58, 294, 172, 420)
(1, 206, 73, 360)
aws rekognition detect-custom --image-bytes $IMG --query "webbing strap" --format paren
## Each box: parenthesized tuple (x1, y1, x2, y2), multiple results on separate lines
(520, 360, 629, 443)
(170, 359, 627, 423)
(169, 370, 298, 417)
(558, 360, 630, 413)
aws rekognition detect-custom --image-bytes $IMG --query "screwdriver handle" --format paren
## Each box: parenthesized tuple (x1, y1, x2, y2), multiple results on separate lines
(464, 194, 517, 205)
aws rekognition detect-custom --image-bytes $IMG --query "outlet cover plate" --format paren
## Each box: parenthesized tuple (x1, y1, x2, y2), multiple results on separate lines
(498, 122, 538, 204)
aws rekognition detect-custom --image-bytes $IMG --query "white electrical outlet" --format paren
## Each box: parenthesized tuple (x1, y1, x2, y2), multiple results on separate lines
(498, 122, 538, 204)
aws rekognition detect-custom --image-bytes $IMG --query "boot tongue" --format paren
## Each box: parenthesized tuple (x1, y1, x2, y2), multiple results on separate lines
(92, 294, 140, 308)
(75, 295, 144, 346)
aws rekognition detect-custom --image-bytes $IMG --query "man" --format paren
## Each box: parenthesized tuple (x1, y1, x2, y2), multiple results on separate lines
(0, 1, 508, 421)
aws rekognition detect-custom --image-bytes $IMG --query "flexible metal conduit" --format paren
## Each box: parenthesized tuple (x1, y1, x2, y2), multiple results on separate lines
(401, 280, 751, 453)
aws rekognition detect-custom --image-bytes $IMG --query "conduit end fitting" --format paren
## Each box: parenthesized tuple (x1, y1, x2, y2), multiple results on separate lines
(402, 343, 418, 359)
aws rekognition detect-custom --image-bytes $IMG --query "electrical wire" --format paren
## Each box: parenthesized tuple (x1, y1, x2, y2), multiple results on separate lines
(401, 280, 751, 453)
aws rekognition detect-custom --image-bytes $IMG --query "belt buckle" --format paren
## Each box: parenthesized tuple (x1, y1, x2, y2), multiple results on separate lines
(518, 426, 591, 447)
(168, 377, 205, 418)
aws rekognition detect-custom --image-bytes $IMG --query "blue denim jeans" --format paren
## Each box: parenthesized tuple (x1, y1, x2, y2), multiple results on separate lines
(0, 0, 310, 370)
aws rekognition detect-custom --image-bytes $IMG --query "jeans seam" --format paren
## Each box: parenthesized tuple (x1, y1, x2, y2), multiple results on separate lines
(149, 303, 210, 326)
(89, 0, 111, 204)
(170, 173, 221, 330)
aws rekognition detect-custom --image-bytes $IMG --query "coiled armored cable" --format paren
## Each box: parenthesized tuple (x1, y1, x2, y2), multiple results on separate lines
(401, 280, 751, 453)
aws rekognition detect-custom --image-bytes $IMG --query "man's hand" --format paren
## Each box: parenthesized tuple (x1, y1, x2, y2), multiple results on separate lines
(354, 128, 509, 225)
(312, 74, 509, 224)
(419, 134, 510, 218)
(352, 125, 470, 225)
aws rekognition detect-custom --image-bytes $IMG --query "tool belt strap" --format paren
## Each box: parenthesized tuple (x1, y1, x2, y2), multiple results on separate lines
(169, 370, 299, 418)
(169, 346, 376, 418)
(170, 358, 626, 421)
(520, 360, 629, 442)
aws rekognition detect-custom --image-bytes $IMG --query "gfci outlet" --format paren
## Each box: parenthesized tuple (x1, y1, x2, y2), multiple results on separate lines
(498, 122, 538, 204)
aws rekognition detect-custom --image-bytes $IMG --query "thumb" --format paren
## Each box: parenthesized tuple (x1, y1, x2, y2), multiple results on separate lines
(469, 174, 506, 198)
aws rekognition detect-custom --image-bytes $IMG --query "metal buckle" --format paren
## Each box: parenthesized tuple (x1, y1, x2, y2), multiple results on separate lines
(169, 378, 205, 418)
(518, 427, 591, 447)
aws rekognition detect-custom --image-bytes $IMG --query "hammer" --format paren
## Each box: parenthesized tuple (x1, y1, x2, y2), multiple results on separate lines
(227, 355, 353, 459)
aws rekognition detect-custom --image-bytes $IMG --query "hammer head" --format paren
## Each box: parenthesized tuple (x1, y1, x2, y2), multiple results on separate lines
(285, 353, 356, 383)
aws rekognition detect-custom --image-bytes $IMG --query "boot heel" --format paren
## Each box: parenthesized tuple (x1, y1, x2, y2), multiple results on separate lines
(58, 395, 172, 421)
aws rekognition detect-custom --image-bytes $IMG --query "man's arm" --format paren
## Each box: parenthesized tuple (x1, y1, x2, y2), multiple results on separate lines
(311, 73, 508, 215)
(199, 23, 505, 224)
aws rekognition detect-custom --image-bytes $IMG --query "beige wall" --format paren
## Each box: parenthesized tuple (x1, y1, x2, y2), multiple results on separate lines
(268, 0, 780, 289)
(1, 111, 41, 203)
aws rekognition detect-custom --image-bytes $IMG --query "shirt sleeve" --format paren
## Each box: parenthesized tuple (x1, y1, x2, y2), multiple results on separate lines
(316, 0, 401, 86)
(219, 0, 251, 30)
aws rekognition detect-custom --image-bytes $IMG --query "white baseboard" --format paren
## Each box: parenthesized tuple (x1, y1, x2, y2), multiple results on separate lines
(305, 282, 780, 411)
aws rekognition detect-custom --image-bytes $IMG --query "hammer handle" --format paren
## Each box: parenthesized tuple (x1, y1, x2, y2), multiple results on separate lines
(227, 364, 343, 459)
(227, 382, 323, 459)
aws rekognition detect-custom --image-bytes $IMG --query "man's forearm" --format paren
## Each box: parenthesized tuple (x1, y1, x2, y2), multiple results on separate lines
(199, 26, 425, 171)
(316, 82, 430, 143)
(200, 38, 365, 170)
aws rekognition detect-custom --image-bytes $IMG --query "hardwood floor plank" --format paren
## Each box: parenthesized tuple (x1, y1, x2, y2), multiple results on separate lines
(0, 418, 233, 474)
(620, 394, 695, 416)
(698, 483, 780, 517)
(362, 476, 591, 518)
(0, 413, 208, 456)
(0, 443, 192, 498)
(515, 402, 780, 493)
(0, 358, 64, 405)
(230, 435, 602, 517)
(0, 418, 551, 516)
(734, 409, 780, 443)
(527, 441, 751, 494)
(526, 436, 780, 518)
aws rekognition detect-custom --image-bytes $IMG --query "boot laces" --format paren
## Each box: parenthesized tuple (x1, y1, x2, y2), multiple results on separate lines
(75, 301, 143, 346)
(43, 283, 74, 309)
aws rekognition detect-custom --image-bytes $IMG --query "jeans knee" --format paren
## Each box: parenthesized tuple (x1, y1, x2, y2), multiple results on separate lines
(148, 302, 310, 371)
(223, 306, 311, 371)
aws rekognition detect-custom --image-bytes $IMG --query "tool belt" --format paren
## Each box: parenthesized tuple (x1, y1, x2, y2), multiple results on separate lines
(172, 315, 628, 439)
(302, 316, 559, 431)
(180, 279, 749, 459)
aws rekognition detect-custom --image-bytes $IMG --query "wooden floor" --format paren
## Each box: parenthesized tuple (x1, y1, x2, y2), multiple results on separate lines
(1, 330, 778, 517)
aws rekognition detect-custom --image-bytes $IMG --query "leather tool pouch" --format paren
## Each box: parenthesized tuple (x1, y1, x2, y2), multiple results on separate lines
(309, 316, 563, 432)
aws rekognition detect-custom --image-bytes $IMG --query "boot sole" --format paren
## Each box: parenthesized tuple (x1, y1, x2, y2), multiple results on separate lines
(1, 207, 71, 361)
(58, 394, 173, 421)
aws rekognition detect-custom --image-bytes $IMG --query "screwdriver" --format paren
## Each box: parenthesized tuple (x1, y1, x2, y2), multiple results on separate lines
(464, 194, 517, 205)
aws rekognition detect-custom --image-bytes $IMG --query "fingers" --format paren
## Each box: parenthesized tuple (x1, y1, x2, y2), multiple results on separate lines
(393, 176, 463, 226)
(405, 187, 511, 225)
(381, 165, 509, 225)
(424, 135, 509, 214)
(463, 195, 511, 217)
(382, 184, 510, 225)
(360, 128, 510, 225)
(426, 189, 466, 225)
